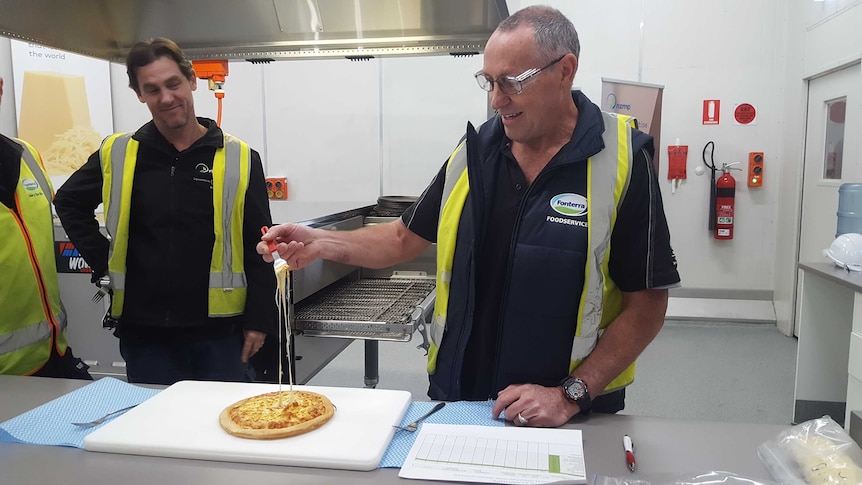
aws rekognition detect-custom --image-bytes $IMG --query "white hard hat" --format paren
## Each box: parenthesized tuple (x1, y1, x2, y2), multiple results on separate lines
(824, 233, 862, 271)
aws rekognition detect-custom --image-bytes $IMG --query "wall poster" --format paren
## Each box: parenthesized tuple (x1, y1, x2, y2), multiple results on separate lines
(10, 40, 114, 190)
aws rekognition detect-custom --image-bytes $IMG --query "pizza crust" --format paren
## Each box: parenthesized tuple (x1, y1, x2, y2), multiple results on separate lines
(219, 390, 335, 439)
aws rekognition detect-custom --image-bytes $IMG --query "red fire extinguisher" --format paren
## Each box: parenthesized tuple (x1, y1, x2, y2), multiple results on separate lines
(715, 162, 741, 240)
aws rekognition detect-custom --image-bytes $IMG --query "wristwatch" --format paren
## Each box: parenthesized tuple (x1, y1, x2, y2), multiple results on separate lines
(560, 376, 592, 414)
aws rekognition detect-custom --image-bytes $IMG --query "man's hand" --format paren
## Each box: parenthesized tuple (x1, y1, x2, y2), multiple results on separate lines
(492, 383, 580, 428)
(257, 223, 320, 270)
(241, 330, 267, 363)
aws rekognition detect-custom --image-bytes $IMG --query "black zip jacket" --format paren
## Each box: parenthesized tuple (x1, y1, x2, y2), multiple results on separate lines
(54, 118, 277, 338)
(0, 134, 24, 209)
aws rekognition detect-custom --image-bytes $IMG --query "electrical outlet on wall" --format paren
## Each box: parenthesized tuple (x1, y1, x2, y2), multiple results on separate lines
(265, 177, 288, 200)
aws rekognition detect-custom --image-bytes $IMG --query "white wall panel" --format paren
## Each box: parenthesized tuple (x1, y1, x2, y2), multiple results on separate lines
(519, 0, 785, 291)
(192, 62, 266, 164)
(263, 59, 380, 202)
(804, 1, 862, 77)
(380, 55, 487, 196)
(642, 0, 785, 290)
(538, 0, 642, 100)
(109, 63, 153, 133)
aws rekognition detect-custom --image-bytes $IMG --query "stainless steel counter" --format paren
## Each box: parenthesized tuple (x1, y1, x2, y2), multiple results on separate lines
(1, 375, 786, 484)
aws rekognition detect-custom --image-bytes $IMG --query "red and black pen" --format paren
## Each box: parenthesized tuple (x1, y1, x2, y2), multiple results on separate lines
(623, 434, 636, 472)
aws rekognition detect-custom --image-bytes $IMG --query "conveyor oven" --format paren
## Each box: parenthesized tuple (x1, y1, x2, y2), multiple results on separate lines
(265, 207, 436, 388)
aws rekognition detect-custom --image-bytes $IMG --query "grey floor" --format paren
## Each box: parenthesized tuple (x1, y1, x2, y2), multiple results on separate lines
(307, 320, 798, 425)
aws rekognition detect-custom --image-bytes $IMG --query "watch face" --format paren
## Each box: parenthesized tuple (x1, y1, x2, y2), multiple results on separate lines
(561, 377, 591, 413)
(567, 380, 586, 399)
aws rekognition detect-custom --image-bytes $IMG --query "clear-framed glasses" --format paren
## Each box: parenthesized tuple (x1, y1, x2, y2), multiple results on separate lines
(474, 54, 566, 95)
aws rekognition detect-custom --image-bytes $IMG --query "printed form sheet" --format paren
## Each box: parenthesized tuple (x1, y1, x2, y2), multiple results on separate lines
(398, 424, 586, 484)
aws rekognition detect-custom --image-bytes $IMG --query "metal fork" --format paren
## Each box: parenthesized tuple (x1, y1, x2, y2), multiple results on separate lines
(91, 287, 109, 303)
(72, 404, 137, 427)
(394, 402, 445, 432)
(92, 275, 112, 303)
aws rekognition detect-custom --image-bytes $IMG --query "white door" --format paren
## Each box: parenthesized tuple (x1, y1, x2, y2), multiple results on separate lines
(796, 64, 862, 336)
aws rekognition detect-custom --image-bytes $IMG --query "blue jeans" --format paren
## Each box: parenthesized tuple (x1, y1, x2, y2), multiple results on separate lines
(119, 331, 253, 385)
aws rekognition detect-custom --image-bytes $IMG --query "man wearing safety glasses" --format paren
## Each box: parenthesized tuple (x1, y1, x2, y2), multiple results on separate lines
(259, 5, 680, 427)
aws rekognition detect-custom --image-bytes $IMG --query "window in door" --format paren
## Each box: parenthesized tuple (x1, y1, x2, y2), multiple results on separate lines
(824, 98, 846, 180)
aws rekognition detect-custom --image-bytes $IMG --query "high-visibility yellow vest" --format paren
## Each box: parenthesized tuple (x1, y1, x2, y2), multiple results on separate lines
(0, 137, 68, 375)
(428, 112, 638, 393)
(99, 132, 251, 317)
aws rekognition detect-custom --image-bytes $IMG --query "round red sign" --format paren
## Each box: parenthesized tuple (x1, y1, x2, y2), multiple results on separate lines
(734, 103, 756, 125)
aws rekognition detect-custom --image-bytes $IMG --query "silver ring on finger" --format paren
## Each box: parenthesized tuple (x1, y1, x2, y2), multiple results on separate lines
(517, 412, 529, 425)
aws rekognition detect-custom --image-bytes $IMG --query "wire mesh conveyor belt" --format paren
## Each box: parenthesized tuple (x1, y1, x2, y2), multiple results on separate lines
(293, 278, 436, 341)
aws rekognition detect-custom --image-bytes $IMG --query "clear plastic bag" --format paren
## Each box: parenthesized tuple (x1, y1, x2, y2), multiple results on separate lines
(592, 470, 777, 485)
(756, 415, 862, 484)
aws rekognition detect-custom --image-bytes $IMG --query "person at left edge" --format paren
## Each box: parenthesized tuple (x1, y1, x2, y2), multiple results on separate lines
(0, 76, 92, 379)
(54, 38, 277, 385)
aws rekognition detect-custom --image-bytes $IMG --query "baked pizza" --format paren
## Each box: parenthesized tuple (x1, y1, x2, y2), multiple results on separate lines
(219, 390, 335, 439)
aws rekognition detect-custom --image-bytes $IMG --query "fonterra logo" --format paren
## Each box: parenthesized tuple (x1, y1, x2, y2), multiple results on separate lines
(22, 178, 39, 192)
(606, 93, 631, 111)
(195, 163, 212, 174)
(550, 193, 587, 217)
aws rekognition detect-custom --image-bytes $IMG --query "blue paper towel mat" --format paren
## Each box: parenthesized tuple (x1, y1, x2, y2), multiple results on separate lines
(0, 377, 502, 468)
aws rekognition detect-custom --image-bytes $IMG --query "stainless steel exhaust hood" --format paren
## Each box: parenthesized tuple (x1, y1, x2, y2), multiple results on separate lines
(0, 0, 508, 62)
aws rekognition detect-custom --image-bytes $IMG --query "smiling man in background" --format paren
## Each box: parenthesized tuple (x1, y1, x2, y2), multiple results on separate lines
(0, 76, 91, 379)
(54, 38, 276, 385)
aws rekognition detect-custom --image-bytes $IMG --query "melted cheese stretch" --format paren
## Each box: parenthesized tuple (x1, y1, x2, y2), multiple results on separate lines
(274, 264, 294, 406)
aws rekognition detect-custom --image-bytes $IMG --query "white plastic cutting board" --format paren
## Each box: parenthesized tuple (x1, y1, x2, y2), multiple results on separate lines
(84, 380, 412, 471)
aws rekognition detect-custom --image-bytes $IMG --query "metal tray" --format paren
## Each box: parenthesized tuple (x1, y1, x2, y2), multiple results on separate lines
(293, 277, 436, 341)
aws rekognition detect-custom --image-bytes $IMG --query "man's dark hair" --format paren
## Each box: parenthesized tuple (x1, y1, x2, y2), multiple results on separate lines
(497, 5, 580, 62)
(126, 37, 194, 94)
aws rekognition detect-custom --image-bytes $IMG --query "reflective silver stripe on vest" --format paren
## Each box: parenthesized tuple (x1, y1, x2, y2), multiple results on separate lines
(570, 112, 633, 361)
(210, 136, 247, 290)
(103, 133, 134, 291)
(15, 139, 52, 205)
(56, 308, 67, 332)
(0, 313, 60, 356)
(440, 139, 468, 211)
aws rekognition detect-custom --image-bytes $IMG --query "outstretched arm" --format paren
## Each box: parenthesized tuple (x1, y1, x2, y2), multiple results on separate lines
(258, 219, 431, 270)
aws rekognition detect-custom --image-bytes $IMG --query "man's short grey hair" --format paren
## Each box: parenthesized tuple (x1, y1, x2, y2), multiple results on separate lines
(495, 5, 580, 62)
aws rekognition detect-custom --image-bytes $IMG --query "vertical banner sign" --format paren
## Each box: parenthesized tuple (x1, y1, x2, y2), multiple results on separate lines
(601, 78, 664, 169)
(10, 40, 114, 190)
(703, 100, 720, 125)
